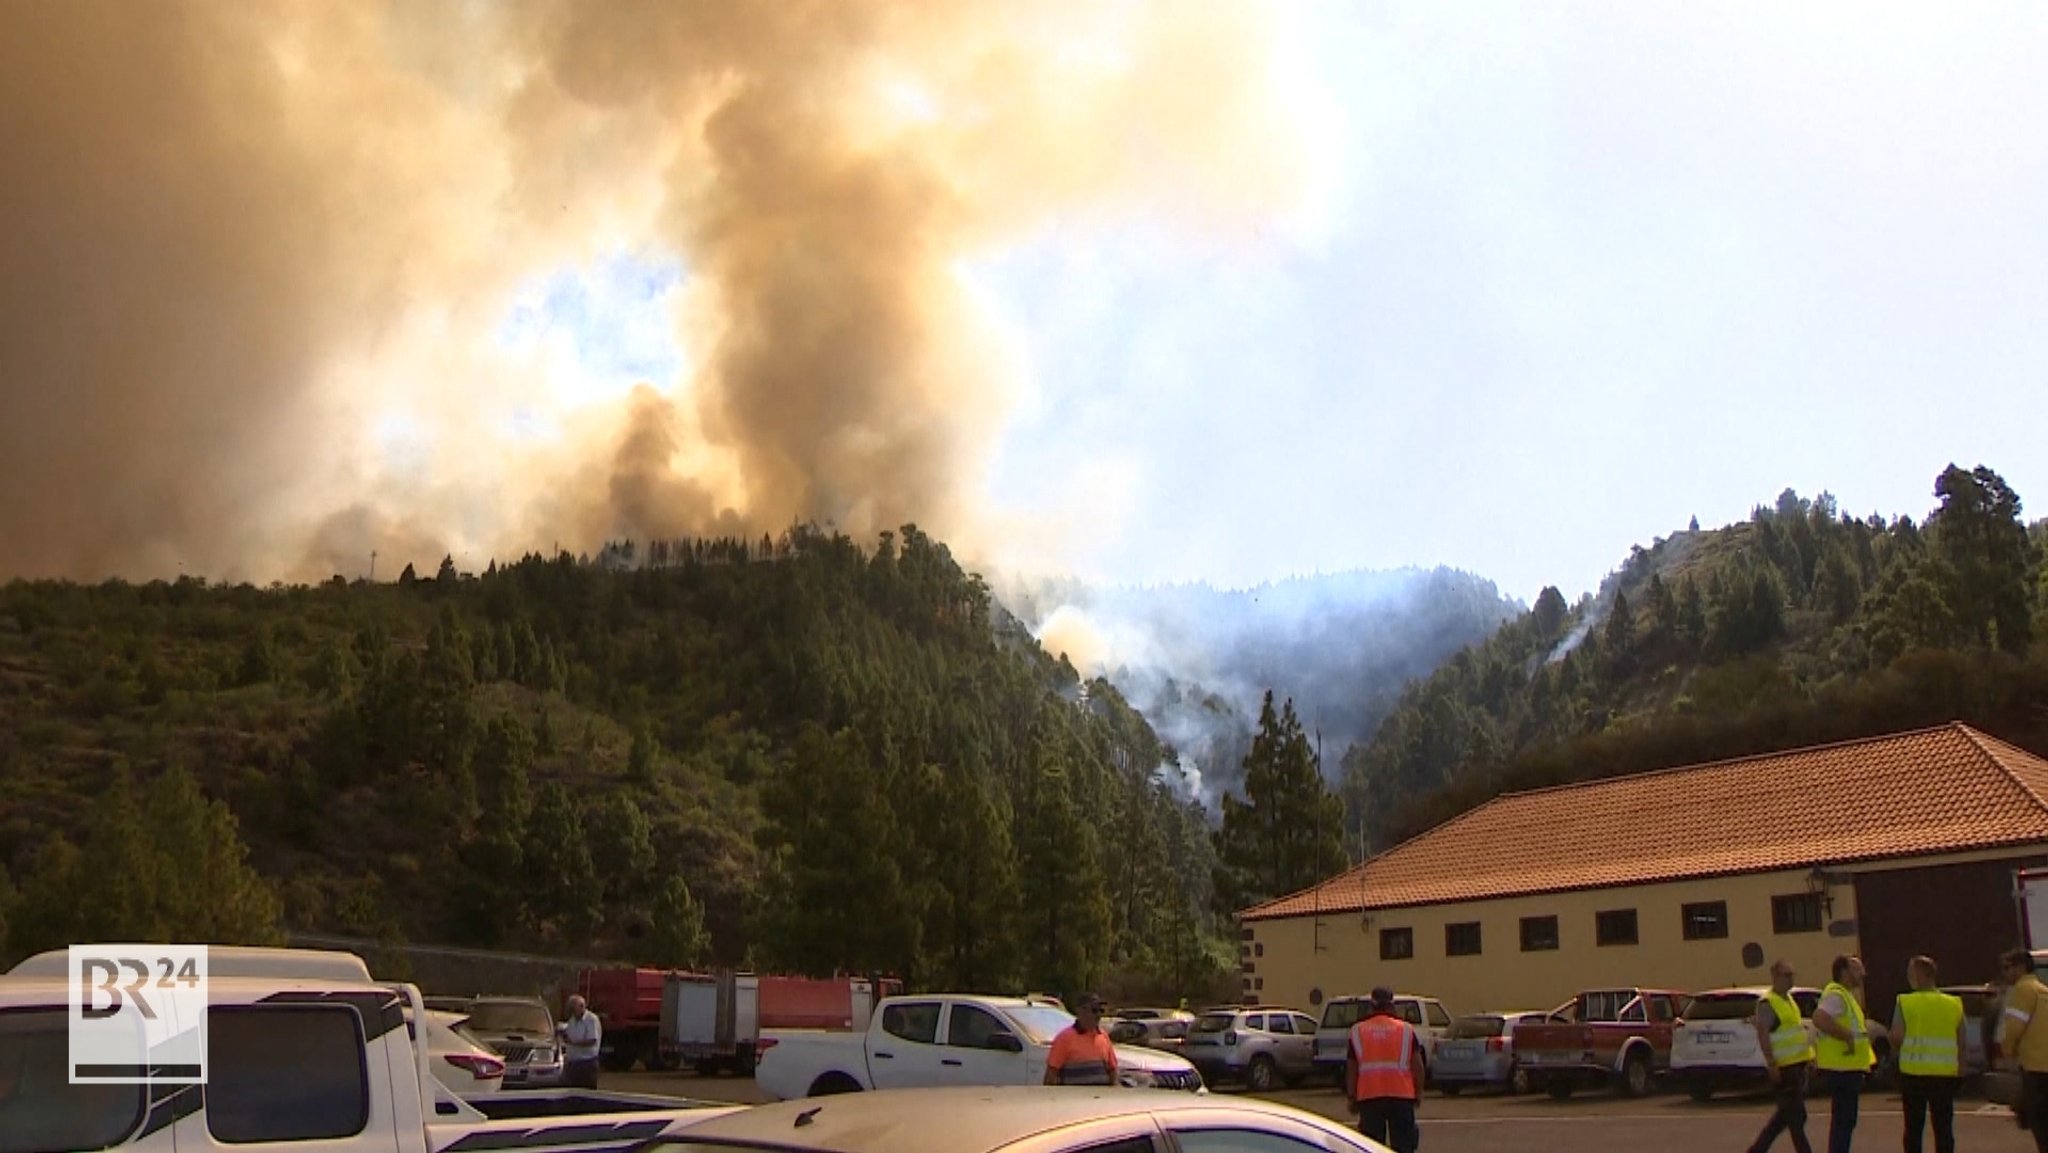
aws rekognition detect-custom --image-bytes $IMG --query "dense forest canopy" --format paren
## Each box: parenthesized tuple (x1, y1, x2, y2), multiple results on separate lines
(0, 524, 1234, 1001)
(1344, 464, 2048, 850)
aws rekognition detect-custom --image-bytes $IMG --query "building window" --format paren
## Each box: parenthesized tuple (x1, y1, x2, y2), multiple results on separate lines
(1254, 977, 1264, 990)
(1445, 922, 1482, 957)
(1254, 943, 1264, 957)
(1772, 893, 1824, 934)
(1520, 915, 1559, 952)
(1682, 901, 1730, 940)
(1596, 909, 1639, 947)
(1241, 928, 1256, 941)
(1380, 927, 1414, 961)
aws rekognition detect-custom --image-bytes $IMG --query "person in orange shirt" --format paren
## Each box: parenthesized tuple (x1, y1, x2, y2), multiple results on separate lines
(1346, 987, 1424, 1153)
(1045, 993, 1120, 1086)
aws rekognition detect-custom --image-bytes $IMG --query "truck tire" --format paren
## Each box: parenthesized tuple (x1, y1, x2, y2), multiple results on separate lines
(1619, 1049, 1652, 1097)
(648, 1051, 682, 1073)
(1687, 1081, 1714, 1102)
(1508, 1062, 1529, 1096)
(1247, 1055, 1278, 1092)
(810, 1073, 863, 1097)
(601, 1046, 636, 1073)
(1545, 1077, 1573, 1100)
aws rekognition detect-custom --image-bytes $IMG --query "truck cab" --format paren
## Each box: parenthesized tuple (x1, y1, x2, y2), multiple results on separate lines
(0, 946, 742, 1153)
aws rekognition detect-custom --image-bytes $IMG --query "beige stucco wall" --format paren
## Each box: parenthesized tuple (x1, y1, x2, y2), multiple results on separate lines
(1241, 867, 1864, 1019)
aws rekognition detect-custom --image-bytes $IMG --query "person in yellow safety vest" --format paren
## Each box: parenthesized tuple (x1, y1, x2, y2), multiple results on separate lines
(1998, 947, 2048, 1152)
(1887, 955, 1964, 1153)
(1345, 986, 1423, 1153)
(1745, 959, 1818, 1153)
(1810, 954, 1873, 1153)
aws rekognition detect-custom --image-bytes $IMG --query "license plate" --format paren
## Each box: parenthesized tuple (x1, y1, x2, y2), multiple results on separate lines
(1525, 1051, 1576, 1063)
(1439, 1043, 1478, 1059)
(1695, 1030, 1733, 1044)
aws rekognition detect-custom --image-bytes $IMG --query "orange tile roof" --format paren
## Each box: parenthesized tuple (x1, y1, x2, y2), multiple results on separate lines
(1242, 723, 2048, 921)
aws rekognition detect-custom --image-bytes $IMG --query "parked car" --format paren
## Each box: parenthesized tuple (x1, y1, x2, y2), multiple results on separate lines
(1430, 1010, 1555, 1095)
(408, 1008, 508, 1100)
(1940, 983, 1999, 1077)
(1312, 994, 1454, 1085)
(755, 993, 1204, 1099)
(1512, 986, 1688, 1099)
(640, 1086, 1406, 1153)
(461, 995, 565, 1088)
(1105, 1015, 1191, 1054)
(1183, 1007, 1319, 1091)
(424, 994, 478, 1014)
(1670, 986, 1822, 1101)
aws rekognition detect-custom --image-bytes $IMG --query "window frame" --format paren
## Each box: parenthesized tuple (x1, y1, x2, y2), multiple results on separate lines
(204, 1003, 372, 1145)
(1444, 921, 1482, 957)
(1772, 893, 1825, 935)
(1682, 900, 1730, 941)
(1520, 914, 1561, 952)
(1379, 926, 1415, 961)
(881, 1000, 943, 1045)
(1595, 908, 1640, 947)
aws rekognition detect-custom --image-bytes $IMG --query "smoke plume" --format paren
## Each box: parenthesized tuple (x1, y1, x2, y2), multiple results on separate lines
(0, 0, 1317, 582)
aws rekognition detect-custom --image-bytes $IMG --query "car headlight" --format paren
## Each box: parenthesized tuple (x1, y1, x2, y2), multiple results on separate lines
(1119, 1069, 1158, 1089)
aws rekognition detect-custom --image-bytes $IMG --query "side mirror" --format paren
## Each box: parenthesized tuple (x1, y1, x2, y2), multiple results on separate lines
(988, 1031, 1024, 1053)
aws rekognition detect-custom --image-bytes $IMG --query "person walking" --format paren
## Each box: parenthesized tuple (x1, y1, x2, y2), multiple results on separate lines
(1810, 954, 1874, 1153)
(559, 994, 603, 1089)
(1889, 955, 1964, 1153)
(1345, 986, 1424, 1153)
(1045, 993, 1120, 1086)
(1999, 947, 2048, 1150)
(1745, 959, 1817, 1153)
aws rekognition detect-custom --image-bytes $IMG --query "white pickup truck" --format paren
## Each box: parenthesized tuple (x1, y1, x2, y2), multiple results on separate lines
(0, 946, 743, 1153)
(754, 993, 1205, 1100)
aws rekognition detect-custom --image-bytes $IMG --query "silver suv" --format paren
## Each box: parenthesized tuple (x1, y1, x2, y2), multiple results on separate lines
(1182, 1006, 1319, 1091)
(461, 996, 564, 1088)
(1313, 994, 1453, 1085)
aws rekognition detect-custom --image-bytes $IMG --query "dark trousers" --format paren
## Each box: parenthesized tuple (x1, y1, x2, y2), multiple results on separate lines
(1899, 1074, 1956, 1153)
(1823, 1070, 1864, 1153)
(1357, 1098, 1419, 1153)
(564, 1058, 600, 1089)
(1746, 1062, 1813, 1153)
(2026, 1071, 2048, 1153)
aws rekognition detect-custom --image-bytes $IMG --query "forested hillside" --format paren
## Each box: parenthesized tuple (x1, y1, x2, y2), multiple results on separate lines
(1346, 464, 2048, 849)
(0, 524, 1232, 1001)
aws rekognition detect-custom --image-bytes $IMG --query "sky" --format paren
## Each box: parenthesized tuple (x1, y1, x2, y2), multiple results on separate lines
(2, 1, 2043, 606)
(495, 1, 2048, 606)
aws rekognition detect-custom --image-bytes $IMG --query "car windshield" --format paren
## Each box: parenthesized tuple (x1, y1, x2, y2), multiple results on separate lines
(1004, 1007, 1078, 1045)
(0, 1009, 148, 1153)
(464, 1002, 553, 1033)
(1682, 994, 1760, 1021)
(1320, 1000, 1365, 1030)
(1193, 1012, 1238, 1034)
(1450, 1015, 1505, 1039)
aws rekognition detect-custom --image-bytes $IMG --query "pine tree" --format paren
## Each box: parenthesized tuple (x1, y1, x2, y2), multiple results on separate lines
(1928, 464, 2036, 653)
(592, 795, 656, 905)
(1211, 692, 1348, 915)
(523, 782, 599, 942)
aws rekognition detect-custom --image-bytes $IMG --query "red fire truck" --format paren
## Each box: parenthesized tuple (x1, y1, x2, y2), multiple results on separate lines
(575, 967, 903, 1073)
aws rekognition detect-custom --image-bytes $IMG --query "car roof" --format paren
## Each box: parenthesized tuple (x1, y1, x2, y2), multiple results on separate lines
(665, 1087, 1338, 1153)
(6, 945, 375, 983)
(1689, 986, 1823, 997)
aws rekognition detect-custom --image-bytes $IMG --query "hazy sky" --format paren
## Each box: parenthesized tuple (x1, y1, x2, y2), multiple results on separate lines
(510, 1, 2046, 606)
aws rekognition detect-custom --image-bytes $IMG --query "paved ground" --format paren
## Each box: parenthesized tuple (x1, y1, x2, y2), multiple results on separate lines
(606, 1070, 2034, 1153)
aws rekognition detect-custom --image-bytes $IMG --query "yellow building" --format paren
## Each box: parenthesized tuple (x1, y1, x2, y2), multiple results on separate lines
(1237, 723, 2048, 1024)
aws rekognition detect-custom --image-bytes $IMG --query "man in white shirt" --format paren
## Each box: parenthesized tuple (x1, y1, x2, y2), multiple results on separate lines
(560, 994, 602, 1088)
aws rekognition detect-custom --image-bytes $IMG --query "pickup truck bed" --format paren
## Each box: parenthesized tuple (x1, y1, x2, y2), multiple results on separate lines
(1512, 988, 1687, 1099)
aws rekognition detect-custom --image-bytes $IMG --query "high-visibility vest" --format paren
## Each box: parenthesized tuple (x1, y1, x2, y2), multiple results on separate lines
(1815, 982, 1875, 1072)
(1763, 991, 1816, 1067)
(1350, 1015, 1419, 1101)
(1896, 990, 1964, 1078)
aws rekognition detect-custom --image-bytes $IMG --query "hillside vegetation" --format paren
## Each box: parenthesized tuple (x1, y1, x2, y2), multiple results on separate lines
(1347, 464, 2048, 848)
(0, 525, 1231, 1001)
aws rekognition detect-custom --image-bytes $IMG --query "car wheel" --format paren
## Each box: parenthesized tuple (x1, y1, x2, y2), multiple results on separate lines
(1620, 1050, 1652, 1097)
(810, 1073, 863, 1096)
(1247, 1055, 1278, 1093)
(1546, 1078, 1573, 1100)
(1508, 1063, 1530, 1096)
(1687, 1082, 1714, 1102)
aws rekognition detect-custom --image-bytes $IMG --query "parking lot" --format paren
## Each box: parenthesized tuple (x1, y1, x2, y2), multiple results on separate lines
(608, 1070, 2035, 1153)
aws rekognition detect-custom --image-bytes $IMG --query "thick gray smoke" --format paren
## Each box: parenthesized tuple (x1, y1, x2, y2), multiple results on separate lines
(0, 1, 1319, 583)
(1002, 568, 1524, 809)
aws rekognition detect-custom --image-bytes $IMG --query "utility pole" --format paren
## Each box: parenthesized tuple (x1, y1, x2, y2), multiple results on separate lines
(369, 550, 377, 583)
